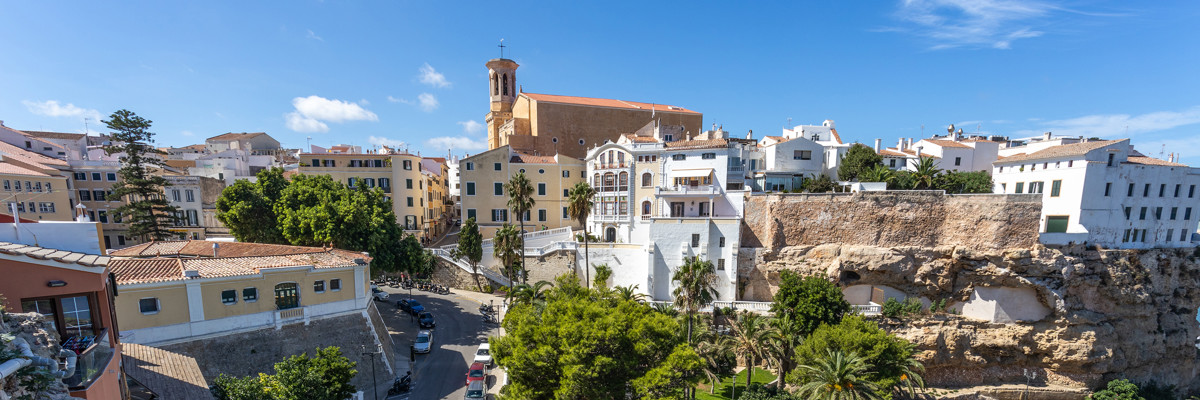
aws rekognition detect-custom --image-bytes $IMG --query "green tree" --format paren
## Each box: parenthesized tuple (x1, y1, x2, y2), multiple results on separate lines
(801, 174, 837, 193)
(103, 109, 180, 241)
(794, 315, 920, 395)
(492, 277, 699, 400)
(505, 172, 535, 284)
(909, 157, 941, 190)
(770, 271, 851, 336)
(508, 280, 554, 307)
(612, 285, 647, 303)
(729, 313, 778, 390)
(766, 314, 806, 388)
(672, 256, 718, 345)
(452, 217, 485, 291)
(493, 224, 523, 282)
(858, 164, 896, 185)
(936, 171, 993, 194)
(397, 234, 433, 277)
(695, 329, 736, 395)
(593, 263, 613, 289)
(568, 182, 596, 286)
(838, 144, 883, 182)
(216, 168, 288, 243)
(210, 346, 356, 400)
(1090, 379, 1143, 400)
(793, 350, 881, 400)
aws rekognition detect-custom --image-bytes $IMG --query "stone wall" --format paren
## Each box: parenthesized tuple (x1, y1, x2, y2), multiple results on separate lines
(741, 192, 1042, 251)
(0, 313, 75, 400)
(524, 251, 577, 284)
(161, 311, 394, 397)
(740, 243, 1200, 393)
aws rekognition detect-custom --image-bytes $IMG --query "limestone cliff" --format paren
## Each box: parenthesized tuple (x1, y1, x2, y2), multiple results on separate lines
(741, 243, 1200, 393)
(0, 313, 77, 400)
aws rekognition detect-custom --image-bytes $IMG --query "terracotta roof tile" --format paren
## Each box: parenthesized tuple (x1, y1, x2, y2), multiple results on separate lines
(1125, 156, 1188, 167)
(110, 258, 184, 284)
(510, 153, 559, 164)
(0, 161, 50, 177)
(110, 252, 364, 284)
(922, 139, 971, 149)
(0, 241, 109, 268)
(522, 93, 700, 115)
(22, 131, 86, 141)
(663, 139, 728, 150)
(995, 139, 1125, 164)
(621, 134, 658, 143)
(0, 140, 68, 169)
(110, 240, 332, 258)
(878, 148, 911, 157)
(207, 132, 266, 142)
(829, 128, 843, 144)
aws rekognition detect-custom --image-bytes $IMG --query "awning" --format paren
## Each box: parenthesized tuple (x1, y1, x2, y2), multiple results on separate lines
(672, 168, 713, 179)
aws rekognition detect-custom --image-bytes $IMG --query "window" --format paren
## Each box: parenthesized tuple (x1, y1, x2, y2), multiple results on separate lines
(380, 178, 390, 188)
(187, 190, 196, 202)
(538, 183, 546, 196)
(719, 237, 726, 247)
(1191, 185, 1196, 198)
(1122, 229, 1130, 243)
(348, 178, 358, 188)
(404, 216, 417, 230)
(74, 172, 86, 180)
(494, 182, 503, 196)
(34, 182, 41, 192)
(1014, 182, 1024, 194)
(1159, 184, 1166, 197)
(1104, 183, 1111, 196)
(1068, 160, 1073, 167)
(106, 172, 116, 181)
(94, 190, 106, 201)
(1186, 208, 1193, 220)
(1143, 184, 1150, 197)
(139, 298, 159, 314)
(1130, 229, 1139, 242)
(491, 209, 508, 222)
(1141, 229, 1148, 243)
(1139, 207, 1147, 220)
(11, 181, 20, 192)
(1030, 182, 1044, 194)
(98, 211, 108, 223)
(406, 179, 413, 189)
(1050, 180, 1062, 197)
(91, 172, 102, 181)
(562, 171, 569, 178)
(311, 159, 320, 167)
(117, 235, 126, 246)
(172, 189, 181, 201)
(798, 150, 813, 160)
(494, 162, 502, 171)
(1107, 153, 1115, 166)
(314, 280, 325, 293)
(954, 157, 962, 166)
(1168, 229, 1175, 242)
(1128, 183, 1135, 197)
(1175, 184, 1182, 198)
(221, 290, 237, 305)
(691, 234, 700, 247)
(330, 279, 341, 291)
(59, 296, 92, 336)
(1171, 207, 1178, 220)
(562, 207, 568, 219)
(38, 202, 54, 213)
(80, 190, 91, 201)
(1155, 207, 1163, 220)
(23, 182, 30, 192)
(467, 209, 477, 220)
(1183, 230, 1189, 242)
(538, 209, 546, 222)
(717, 259, 726, 270)
(407, 197, 414, 207)
(1124, 207, 1131, 220)
(889, 159, 897, 167)
(672, 154, 686, 161)
(466, 182, 476, 196)
(466, 162, 474, 171)
(563, 189, 569, 197)
(641, 172, 652, 187)
(702, 153, 716, 160)
(403, 160, 413, 170)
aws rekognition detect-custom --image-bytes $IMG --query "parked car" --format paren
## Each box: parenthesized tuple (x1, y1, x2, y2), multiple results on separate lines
(396, 299, 411, 312)
(418, 312, 436, 328)
(407, 299, 425, 315)
(473, 343, 492, 367)
(465, 380, 486, 399)
(371, 286, 389, 301)
(413, 330, 433, 354)
(465, 362, 487, 386)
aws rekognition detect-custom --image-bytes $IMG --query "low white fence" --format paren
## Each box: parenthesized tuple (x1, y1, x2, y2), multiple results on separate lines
(646, 300, 773, 315)
(431, 248, 512, 287)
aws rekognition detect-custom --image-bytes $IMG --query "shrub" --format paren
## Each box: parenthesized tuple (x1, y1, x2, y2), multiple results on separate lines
(880, 297, 922, 319)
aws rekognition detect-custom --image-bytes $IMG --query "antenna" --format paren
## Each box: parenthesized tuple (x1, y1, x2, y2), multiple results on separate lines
(1160, 144, 1166, 159)
(84, 118, 90, 135)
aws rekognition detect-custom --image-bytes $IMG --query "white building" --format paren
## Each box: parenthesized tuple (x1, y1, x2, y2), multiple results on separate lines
(877, 126, 1000, 173)
(583, 127, 749, 301)
(992, 138, 1200, 248)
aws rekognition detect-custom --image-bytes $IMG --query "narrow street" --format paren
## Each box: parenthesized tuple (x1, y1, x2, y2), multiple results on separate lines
(374, 284, 505, 399)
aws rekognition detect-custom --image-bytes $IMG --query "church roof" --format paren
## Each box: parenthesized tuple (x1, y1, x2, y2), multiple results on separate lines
(521, 93, 700, 115)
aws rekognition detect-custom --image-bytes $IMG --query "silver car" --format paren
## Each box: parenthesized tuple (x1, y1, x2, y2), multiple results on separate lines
(414, 330, 433, 354)
(465, 380, 486, 399)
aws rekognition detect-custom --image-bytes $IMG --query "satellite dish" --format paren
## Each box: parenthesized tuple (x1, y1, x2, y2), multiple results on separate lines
(947, 124, 955, 134)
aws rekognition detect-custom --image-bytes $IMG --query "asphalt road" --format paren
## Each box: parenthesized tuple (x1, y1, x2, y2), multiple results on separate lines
(376, 284, 503, 400)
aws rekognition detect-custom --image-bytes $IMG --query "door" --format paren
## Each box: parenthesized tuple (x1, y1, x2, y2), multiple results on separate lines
(605, 227, 616, 242)
(698, 202, 709, 217)
(670, 202, 684, 218)
(275, 283, 299, 310)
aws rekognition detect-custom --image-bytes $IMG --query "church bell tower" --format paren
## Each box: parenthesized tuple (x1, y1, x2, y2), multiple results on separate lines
(485, 57, 519, 150)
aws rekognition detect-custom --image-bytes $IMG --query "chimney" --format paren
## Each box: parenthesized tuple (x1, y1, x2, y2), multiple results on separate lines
(916, 146, 923, 158)
(874, 139, 882, 153)
(907, 138, 913, 148)
(746, 129, 753, 140)
(1043, 132, 1052, 141)
(212, 242, 220, 257)
(898, 138, 906, 151)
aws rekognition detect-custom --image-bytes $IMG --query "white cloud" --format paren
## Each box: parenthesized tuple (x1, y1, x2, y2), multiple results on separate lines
(887, 0, 1114, 50)
(457, 120, 484, 134)
(387, 95, 408, 104)
(426, 136, 487, 151)
(284, 95, 378, 133)
(1019, 106, 1200, 138)
(181, 130, 195, 137)
(417, 93, 438, 112)
(306, 29, 323, 42)
(418, 63, 450, 88)
(22, 100, 103, 122)
(368, 136, 406, 148)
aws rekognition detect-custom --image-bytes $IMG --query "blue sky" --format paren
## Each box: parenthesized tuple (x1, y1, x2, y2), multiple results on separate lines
(2, 1, 1199, 164)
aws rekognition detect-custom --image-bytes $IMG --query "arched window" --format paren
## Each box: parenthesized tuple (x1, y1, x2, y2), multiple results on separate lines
(618, 152, 625, 165)
(603, 173, 615, 187)
(274, 283, 299, 310)
(593, 173, 600, 187)
(618, 172, 628, 188)
(493, 73, 499, 96)
(642, 201, 651, 215)
(641, 172, 652, 187)
(502, 74, 509, 96)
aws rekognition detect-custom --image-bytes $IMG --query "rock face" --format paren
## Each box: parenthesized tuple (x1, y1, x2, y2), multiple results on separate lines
(0, 312, 77, 400)
(741, 243, 1200, 393)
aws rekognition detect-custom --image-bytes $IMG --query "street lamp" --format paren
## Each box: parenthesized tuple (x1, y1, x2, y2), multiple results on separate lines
(362, 343, 381, 400)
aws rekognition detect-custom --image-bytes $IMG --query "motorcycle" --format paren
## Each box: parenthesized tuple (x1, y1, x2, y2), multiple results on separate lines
(386, 371, 412, 395)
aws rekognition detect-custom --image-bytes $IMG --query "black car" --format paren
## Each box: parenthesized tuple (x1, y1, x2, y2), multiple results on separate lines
(396, 299, 411, 312)
(418, 312, 435, 328)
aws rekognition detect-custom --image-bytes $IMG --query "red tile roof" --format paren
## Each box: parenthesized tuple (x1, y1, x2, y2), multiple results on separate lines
(1125, 156, 1188, 167)
(829, 128, 843, 144)
(510, 152, 560, 164)
(111, 240, 333, 258)
(922, 139, 972, 149)
(0, 241, 111, 268)
(663, 139, 729, 150)
(22, 131, 86, 141)
(620, 134, 659, 143)
(995, 139, 1124, 164)
(522, 93, 700, 115)
(207, 132, 266, 142)
(110, 258, 184, 284)
(878, 148, 911, 157)
(0, 140, 69, 169)
(110, 252, 365, 284)
(0, 161, 50, 177)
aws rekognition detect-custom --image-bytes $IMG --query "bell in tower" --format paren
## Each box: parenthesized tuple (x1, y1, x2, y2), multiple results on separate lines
(485, 55, 519, 150)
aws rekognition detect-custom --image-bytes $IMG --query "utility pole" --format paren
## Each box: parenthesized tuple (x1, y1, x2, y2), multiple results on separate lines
(362, 344, 379, 400)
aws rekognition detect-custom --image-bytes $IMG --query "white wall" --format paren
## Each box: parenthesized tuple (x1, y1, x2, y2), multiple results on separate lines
(0, 221, 103, 254)
(960, 286, 1050, 323)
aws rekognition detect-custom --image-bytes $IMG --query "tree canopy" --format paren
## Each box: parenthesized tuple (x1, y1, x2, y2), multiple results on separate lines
(769, 271, 851, 336)
(492, 276, 702, 399)
(838, 144, 883, 182)
(103, 109, 180, 241)
(211, 346, 357, 400)
(793, 315, 920, 395)
(453, 217, 484, 291)
(216, 169, 406, 274)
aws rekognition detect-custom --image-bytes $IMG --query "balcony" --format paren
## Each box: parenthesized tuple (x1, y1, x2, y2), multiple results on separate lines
(592, 162, 629, 170)
(655, 185, 719, 196)
(64, 329, 114, 391)
(592, 214, 629, 223)
(594, 185, 630, 193)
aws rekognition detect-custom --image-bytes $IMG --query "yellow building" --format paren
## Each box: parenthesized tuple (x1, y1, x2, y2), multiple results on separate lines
(297, 149, 449, 242)
(421, 157, 452, 241)
(109, 240, 371, 345)
(485, 58, 704, 159)
(0, 140, 74, 222)
(458, 145, 585, 238)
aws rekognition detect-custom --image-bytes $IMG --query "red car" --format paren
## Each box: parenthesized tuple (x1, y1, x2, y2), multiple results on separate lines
(465, 362, 487, 386)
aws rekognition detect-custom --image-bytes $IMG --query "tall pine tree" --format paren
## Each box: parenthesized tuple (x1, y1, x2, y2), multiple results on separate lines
(104, 110, 181, 241)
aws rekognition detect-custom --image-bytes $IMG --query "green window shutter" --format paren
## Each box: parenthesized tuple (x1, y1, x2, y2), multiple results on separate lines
(1045, 216, 1069, 233)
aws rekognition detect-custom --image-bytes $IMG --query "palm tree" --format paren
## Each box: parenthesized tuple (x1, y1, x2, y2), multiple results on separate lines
(859, 164, 895, 185)
(505, 172, 535, 284)
(728, 312, 777, 390)
(695, 331, 735, 395)
(493, 224, 523, 282)
(891, 351, 926, 399)
(651, 302, 679, 317)
(567, 182, 596, 287)
(672, 256, 718, 345)
(510, 280, 554, 307)
(794, 350, 881, 400)
(613, 285, 646, 303)
(766, 315, 805, 389)
(909, 157, 941, 190)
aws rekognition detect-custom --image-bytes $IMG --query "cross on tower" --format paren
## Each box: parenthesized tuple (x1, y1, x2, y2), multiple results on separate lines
(498, 39, 506, 58)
